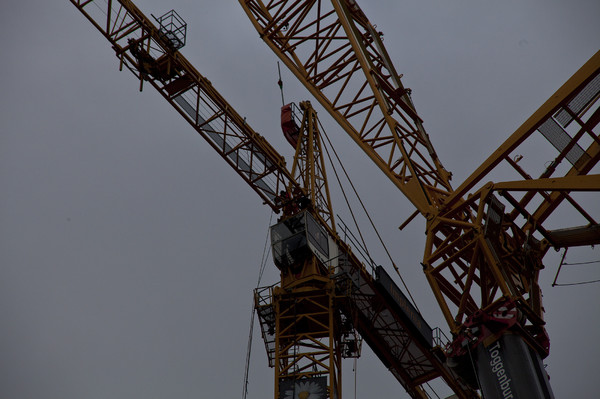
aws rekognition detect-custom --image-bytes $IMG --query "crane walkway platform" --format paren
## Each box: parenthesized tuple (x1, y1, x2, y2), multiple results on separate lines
(335, 252, 472, 397)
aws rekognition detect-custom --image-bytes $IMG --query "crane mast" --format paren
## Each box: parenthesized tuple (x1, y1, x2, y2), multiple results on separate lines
(240, 0, 599, 397)
(69, 0, 302, 215)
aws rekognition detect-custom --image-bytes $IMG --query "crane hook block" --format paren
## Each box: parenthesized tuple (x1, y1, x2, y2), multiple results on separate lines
(281, 103, 300, 148)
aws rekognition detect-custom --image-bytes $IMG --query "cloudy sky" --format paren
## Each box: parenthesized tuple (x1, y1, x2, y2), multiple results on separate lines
(1, 1, 599, 398)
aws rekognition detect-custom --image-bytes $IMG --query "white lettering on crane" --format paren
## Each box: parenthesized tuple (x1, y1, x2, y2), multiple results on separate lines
(488, 340, 514, 398)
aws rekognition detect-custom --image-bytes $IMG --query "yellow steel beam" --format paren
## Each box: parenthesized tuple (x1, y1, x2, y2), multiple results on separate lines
(446, 50, 600, 209)
(493, 174, 600, 191)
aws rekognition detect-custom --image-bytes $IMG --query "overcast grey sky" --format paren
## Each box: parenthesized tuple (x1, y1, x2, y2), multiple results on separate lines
(1, 1, 599, 398)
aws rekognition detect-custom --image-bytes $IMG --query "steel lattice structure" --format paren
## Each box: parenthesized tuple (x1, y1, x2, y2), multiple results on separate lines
(70, 0, 599, 398)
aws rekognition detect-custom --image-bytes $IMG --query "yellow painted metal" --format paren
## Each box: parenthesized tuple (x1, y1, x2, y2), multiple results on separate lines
(290, 102, 336, 232)
(422, 50, 600, 344)
(238, 0, 453, 217)
(493, 174, 600, 191)
(275, 103, 344, 398)
(69, 2, 343, 395)
(71, 0, 599, 397)
(69, 0, 299, 212)
(241, 0, 599, 363)
(273, 277, 342, 399)
(446, 50, 600, 207)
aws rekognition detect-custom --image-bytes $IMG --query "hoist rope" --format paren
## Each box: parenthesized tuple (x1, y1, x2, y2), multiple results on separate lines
(353, 358, 358, 399)
(562, 260, 600, 265)
(553, 279, 600, 286)
(256, 212, 275, 287)
(552, 248, 600, 287)
(241, 300, 256, 399)
(242, 211, 274, 399)
(322, 138, 369, 254)
(317, 118, 422, 313)
(425, 381, 442, 399)
(551, 248, 568, 287)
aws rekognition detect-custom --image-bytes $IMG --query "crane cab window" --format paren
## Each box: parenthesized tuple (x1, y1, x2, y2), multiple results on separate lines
(271, 211, 330, 270)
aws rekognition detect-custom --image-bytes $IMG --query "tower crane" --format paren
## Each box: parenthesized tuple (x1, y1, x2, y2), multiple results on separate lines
(69, 1, 475, 397)
(239, 0, 600, 397)
(69, 0, 478, 397)
(67, 0, 599, 398)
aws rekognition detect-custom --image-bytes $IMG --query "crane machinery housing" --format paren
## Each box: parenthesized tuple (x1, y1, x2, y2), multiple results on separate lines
(67, 1, 600, 398)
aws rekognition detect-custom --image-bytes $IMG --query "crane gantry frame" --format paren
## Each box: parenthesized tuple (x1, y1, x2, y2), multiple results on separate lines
(68, 0, 599, 398)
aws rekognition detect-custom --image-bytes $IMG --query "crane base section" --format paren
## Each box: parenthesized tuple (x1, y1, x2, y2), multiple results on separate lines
(476, 333, 555, 399)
